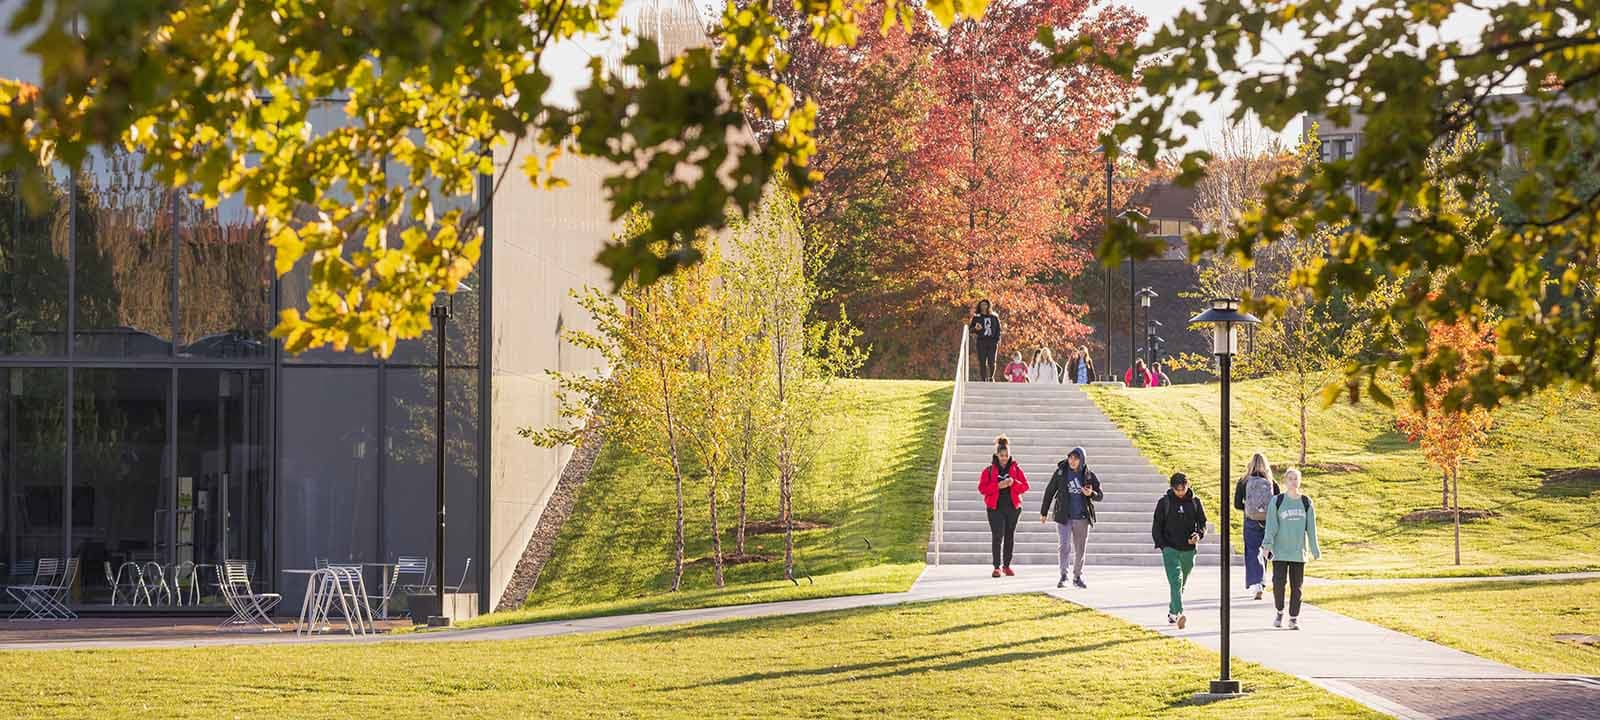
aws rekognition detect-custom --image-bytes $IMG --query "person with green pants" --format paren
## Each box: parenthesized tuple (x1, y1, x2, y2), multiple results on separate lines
(1152, 472, 1207, 629)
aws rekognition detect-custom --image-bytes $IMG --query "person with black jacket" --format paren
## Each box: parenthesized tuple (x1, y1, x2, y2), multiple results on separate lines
(1152, 473, 1207, 629)
(969, 300, 1002, 381)
(1039, 446, 1103, 589)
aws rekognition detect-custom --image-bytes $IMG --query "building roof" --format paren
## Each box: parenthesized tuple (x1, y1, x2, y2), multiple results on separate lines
(1130, 182, 1197, 222)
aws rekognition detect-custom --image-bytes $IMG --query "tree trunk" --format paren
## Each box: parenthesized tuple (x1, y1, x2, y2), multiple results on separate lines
(736, 411, 752, 556)
(657, 356, 687, 592)
(1298, 395, 1309, 466)
(775, 335, 795, 581)
(709, 474, 725, 587)
(1452, 464, 1462, 566)
(1442, 470, 1450, 511)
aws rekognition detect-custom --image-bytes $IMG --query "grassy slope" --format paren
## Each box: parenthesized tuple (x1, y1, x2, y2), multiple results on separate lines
(1088, 379, 1600, 577)
(0, 596, 1381, 719)
(469, 379, 950, 627)
(1314, 579, 1600, 676)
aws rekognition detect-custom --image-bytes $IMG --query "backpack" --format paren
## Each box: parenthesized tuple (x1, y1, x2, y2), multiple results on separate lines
(1244, 475, 1274, 521)
(1274, 494, 1311, 512)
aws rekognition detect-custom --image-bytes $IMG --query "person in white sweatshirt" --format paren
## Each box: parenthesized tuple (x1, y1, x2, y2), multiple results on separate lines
(1030, 348, 1064, 385)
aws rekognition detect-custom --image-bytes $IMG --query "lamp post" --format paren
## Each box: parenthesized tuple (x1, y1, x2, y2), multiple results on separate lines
(1137, 288, 1158, 371)
(1146, 317, 1164, 367)
(429, 293, 452, 627)
(1103, 156, 1113, 380)
(1120, 209, 1149, 381)
(1187, 297, 1260, 696)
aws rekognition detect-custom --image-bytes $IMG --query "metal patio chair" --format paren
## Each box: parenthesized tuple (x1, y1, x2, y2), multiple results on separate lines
(217, 560, 280, 632)
(8, 558, 78, 620)
(143, 561, 173, 606)
(7, 558, 58, 620)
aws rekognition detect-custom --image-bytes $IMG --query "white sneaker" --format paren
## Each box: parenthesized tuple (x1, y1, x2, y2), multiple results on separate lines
(1251, 584, 1263, 600)
(1273, 612, 1283, 628)
(1289, 617, 1299, 630)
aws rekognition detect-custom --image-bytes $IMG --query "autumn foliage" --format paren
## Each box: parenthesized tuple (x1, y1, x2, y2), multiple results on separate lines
(767, 0, 1146, 376)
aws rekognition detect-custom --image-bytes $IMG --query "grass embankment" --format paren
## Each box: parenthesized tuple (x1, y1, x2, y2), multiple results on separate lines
(1088, 379, 1600, 578)
(466, 379, 949, 627)
(1314, 578, 1600, 676)
(0, 596, 1382, 719)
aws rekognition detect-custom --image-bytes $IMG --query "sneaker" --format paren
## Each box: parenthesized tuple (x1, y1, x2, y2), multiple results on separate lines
(1058, 572, 1068, 588)
(1176, 614, 1187, 629)
(1002, 567, 1015, 577)
(1252, 584, 1263, 600)
(1273, 613, 1283, 628)
(1072, 577, 1086, 589)
(1167, 614, 1177, 625)
(1289, 617, 1299, 630)
(992, 569, 1002, 578)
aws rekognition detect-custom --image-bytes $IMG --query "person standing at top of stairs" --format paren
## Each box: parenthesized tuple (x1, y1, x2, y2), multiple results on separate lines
(1039, 446, 1103, 589)
(969, 300, 1001, 381)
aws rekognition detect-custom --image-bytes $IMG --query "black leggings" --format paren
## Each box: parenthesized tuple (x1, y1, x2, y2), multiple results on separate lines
(1272, 561, 1306, 616)
(976, 342, 998, 381)
(986, 505, 1020, 568)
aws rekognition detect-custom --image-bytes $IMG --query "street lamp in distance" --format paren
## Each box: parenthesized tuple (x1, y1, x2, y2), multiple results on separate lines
(1187, 297, 1260, 697)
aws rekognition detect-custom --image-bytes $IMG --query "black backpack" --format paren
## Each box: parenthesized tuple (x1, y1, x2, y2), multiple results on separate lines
(1274, 494, 1311, 512)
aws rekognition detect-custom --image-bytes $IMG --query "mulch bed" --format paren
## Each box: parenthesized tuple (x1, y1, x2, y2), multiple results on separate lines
(493, 423, 605, 613)
(687, 552, 775, 568)
(1553, 634, 1599, 647)
(1541, 468, 1600, 489)
(1302, 461, 1364, 473)
(743, 519, 831, 535)
(1399, 508, 1500, 524)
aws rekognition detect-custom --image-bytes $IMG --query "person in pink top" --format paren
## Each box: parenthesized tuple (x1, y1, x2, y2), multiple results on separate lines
(1003, 352, 1030, 383)
(978, 436, 1029, 576)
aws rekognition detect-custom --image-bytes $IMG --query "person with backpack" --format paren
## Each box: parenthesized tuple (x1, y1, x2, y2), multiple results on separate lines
(1038, 447, 1103, 589)
(1123, 358, 1153, 388)
(1030, 348, 1064, 385)
(978, 436, 1029, 577)
(1152, 472, 1207, 629)
(1234, 453, 1281, 600)
(969, 300, 1002, 381)
(1263, 468, 1321, 630)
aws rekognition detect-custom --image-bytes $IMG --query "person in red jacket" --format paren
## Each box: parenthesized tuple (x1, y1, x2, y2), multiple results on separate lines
(978, 435, 1029, 577)
(1124, 358, 1154, 388)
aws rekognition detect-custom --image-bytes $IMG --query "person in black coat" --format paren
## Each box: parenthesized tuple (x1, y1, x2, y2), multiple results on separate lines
(1038, 447, 1103, 588)
(1152, 473, 1207, 628)
(969, 300, 1002, 381)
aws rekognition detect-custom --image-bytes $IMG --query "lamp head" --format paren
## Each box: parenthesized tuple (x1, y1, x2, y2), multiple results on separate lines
(1187, 297, 1260, 356)
(1137, 286, 1158, 308)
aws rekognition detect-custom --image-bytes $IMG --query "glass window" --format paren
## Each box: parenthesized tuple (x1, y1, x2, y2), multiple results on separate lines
(176, 194, 271, 359)
(74, 149, 174, 357)
(0, 167, 71, 356)
(176, 369, 268, 598)
(72, 368, 171, 603)
(1, 368, 67, 584)
(278, 367, 379, 598)
(383, 367, 478, 586)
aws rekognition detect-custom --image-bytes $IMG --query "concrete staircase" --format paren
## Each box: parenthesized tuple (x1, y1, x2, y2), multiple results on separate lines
(928, 381, 1226, 567)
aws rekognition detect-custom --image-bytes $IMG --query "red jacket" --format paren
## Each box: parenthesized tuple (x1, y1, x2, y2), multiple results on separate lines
(1124, 367, 1154, 387)
(978, 460, 1029, 510)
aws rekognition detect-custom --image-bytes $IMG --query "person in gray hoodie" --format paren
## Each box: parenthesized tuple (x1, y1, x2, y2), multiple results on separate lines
(1039, 447, 1103, 588)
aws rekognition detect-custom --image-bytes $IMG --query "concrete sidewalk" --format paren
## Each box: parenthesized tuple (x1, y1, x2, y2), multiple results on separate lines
(913, 564, 1599, 720)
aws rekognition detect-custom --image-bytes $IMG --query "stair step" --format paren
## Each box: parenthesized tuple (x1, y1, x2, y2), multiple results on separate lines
(923, 552, 1240, 566)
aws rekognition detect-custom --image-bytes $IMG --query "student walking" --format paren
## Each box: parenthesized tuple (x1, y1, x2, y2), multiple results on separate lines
(978, 436, 1029, 577)
(1152, 363, 1172, 387)
(1003, 352, 1031, 383)
(1039, 447, 1102, 588)
(1263, 468, 1321, 629)
(1072, 346, 1095, 384)
(1124, 358, 1153, 388)
(1152, 473, 1206, 629)
(1030, 348, 1064, 384)
(970, 300, 1002, 381)
(1234, 453, 1281, 600)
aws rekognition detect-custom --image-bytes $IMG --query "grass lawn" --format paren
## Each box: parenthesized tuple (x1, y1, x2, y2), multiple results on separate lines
(0, 596, 1382, 719)
(1088, 379, 1600, 578)
(468, 379, 949, 627)
(1312, 579, 1600, 676)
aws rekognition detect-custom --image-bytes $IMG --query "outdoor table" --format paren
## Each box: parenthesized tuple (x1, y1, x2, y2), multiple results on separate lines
(282, 569, 325, 634)
(361, 562, 398, 619)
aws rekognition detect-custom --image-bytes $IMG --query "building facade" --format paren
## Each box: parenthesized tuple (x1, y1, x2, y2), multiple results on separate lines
(0, 0, 707, 614)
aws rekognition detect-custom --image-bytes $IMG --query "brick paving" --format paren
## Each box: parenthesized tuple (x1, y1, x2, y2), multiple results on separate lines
(1340, 678, 1600, 720)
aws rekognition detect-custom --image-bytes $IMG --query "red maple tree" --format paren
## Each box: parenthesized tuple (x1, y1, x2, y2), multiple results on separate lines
(761, 0, 1147, 376)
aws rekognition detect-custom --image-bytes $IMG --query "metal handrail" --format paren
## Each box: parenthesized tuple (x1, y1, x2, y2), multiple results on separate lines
(932, 324, 970, 565)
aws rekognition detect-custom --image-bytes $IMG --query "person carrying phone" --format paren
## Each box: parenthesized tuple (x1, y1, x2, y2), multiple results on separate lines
(978, 435, 1029, 577)
(1152, 473, 1206, 629)
(969, 300, 1002, 381)
(1039, 446, 1102, 588)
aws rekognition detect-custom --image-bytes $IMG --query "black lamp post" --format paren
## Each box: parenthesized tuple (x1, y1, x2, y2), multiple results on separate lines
(1103, 156, 1113, 381)
(1187, 297, 1259, 696)
(1121, 210, 1149, 381)
(1146, 316, 1164, 367)
(1137, 287, 1158, 370)
(429, 293, 452, 627)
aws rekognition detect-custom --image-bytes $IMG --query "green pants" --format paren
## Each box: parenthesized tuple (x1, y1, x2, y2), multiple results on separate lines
(1162, 547, 1196, 615)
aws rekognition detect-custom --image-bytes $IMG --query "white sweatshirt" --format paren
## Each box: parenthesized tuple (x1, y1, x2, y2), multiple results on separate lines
(1030, 361, 1063, 384)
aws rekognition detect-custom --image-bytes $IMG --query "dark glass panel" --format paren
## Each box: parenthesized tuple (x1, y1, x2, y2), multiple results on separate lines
(72, 368, 171, 603)
(176, 369, 268, 602)
(74, 150, 174, 357)
(0, 167, 70, 355)
(383, 367, 478, 590)
(176, 194, 271, 359)
(277, 367, 378, 599)
(0, 368, 67, 586)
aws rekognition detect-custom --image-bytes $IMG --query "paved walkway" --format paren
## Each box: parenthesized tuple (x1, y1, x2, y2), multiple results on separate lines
(1305, 570, 1600, 586)
(4, 565, 1596, 718)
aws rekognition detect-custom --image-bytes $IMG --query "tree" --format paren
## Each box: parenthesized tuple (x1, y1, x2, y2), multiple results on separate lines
(525, 212, 711, 591)
(0, 0, 993, 358)
(1067, 0, 1600, 410)
(727, 183, 863, 580)
(1396, 317, 1496, 565)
